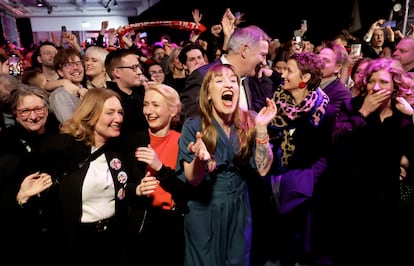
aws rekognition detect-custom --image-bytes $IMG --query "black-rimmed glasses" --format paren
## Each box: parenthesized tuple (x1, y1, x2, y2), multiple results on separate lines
(116, 64, 141, 73)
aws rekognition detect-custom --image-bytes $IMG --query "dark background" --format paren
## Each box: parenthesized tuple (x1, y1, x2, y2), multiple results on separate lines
(10, 0, 397, 49)
(131, 0, 394, 45)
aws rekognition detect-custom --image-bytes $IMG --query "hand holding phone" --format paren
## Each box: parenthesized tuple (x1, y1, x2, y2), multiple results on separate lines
(8, 54, 21, 77)
(350, 43, 362, 57)
(381, 21, 397, 29)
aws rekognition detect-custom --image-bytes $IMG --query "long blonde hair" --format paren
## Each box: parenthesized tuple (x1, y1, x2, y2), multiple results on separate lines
(60, 88, 121, 146)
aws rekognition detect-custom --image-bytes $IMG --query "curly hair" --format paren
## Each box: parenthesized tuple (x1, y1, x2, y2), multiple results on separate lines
(359, 57, 407, 99)
(290, 52, 325, 90)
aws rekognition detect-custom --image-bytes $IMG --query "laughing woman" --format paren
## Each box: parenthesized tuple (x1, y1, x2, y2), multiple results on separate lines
(268, 52, 336, 266)
(176, 63, 276, 266)
(37, 88, 143, 264)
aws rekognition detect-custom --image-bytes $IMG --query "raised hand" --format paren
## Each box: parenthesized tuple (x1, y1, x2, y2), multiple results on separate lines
(187, 131, 211, 162)
(256, 97, 277, 128)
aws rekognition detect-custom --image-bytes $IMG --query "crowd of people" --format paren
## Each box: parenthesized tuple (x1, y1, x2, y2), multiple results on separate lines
(1, 6, 414, 266)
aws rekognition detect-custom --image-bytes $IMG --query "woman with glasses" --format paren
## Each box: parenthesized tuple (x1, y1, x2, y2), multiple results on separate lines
(0, 84, 60, 264)
(47, 47, 87, 124)
(146, 62, 165, 84)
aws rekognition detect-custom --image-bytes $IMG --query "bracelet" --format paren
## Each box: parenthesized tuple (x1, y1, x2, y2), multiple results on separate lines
(206, 159, 216, 172)
(256, 134, 269, 144)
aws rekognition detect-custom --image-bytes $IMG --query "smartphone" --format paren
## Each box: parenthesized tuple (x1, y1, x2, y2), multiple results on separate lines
(139, 32, 147, 38)
(382, 21, 397, 29)
(8, 54, 21, 77)
(294, 36, 303, 49)
(350, 43, 362, 57)
(61, 25, 67, 32)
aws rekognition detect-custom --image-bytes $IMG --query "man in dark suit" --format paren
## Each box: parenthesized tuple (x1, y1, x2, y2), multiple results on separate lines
(179, 25, 282, 121)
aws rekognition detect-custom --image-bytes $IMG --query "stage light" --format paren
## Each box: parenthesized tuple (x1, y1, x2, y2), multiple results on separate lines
(393, 3, 402, 12)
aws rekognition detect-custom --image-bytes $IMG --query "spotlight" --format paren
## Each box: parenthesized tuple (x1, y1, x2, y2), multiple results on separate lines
(47, 5, 52, 14)
(113, 0, 118, 7)
(36, 0, 44, 7)
(393, 3, 402, 12)
(107, 7, 111, 12)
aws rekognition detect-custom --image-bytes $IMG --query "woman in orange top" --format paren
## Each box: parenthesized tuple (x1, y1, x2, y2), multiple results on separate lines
(134, 83, 188, 266)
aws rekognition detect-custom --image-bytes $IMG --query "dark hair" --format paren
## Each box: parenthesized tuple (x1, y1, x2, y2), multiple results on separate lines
(21, 67, 43, 86)
(290, 52, 325, 90)
(178, 42, 206, 65)
(104, 48, 138, 80)
(31, 41, 57, 69)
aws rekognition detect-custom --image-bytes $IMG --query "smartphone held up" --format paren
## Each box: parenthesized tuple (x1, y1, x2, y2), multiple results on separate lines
(8, 54, 21, 77)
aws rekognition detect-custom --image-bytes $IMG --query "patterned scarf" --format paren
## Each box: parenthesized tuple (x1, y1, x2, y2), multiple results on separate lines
(271, 86, 329, 169)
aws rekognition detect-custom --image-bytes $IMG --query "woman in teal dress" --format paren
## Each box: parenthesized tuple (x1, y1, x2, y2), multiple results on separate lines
(176, 63, 276, 266)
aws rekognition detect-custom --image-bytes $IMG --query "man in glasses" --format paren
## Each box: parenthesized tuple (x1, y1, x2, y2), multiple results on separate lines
(48, 47, 86, 124)
(105, 48, 148, 140)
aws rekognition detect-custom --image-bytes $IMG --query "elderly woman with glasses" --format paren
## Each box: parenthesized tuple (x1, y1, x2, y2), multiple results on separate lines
(0, 84, 60, 264)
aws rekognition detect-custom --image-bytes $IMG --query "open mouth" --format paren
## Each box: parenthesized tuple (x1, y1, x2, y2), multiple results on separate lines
(222, 90, 234, 106)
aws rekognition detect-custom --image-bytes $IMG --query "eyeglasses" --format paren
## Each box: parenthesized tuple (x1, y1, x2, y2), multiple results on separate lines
(62, 61, 83, 69)
(116, 64, 141, 73)
(149, 70, 164, 76)
(17, 106, 46, 118)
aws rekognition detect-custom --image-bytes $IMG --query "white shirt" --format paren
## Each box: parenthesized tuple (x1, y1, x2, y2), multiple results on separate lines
(220, 55, 249, 111)
(81, 149, 115, 223)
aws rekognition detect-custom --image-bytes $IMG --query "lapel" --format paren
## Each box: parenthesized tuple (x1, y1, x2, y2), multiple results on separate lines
(242, 76, 252, 110)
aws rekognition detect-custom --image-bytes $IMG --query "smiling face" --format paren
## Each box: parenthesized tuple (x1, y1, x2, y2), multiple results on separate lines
(93, 96, 123, 146)
(241, 40, 269, 77)
(57, 55, 84, 86)
(84, 54, 106, 79)
(148, 64, 165, 84)
(207, 66, 240, 119)
(113, 54, 143, 90)
(15, 95, 49, 133)
(281, 58, 302, 91)
(143, 89, 173, 135)
(183, 48, 207, 74)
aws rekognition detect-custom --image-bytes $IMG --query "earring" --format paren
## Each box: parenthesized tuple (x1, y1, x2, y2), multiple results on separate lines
(298, 81, 306, 88)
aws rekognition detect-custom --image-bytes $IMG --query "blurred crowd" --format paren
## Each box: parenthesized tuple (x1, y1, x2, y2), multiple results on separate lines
(1, 6, 414, 266)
